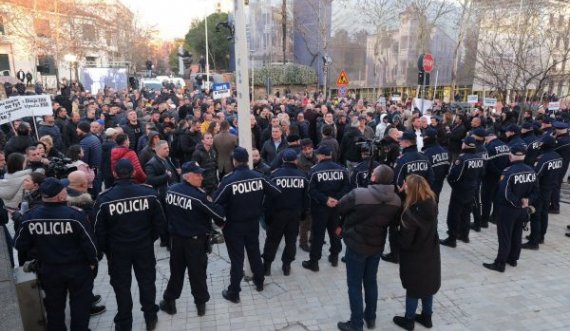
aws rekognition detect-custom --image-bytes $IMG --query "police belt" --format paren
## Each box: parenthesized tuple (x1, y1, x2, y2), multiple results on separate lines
(173, 234, 207, 240)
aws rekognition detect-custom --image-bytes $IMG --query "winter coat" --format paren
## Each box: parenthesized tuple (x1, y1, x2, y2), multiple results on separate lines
(5, 135, 35, 157)
(179, 129, 202, 163)
(398, 198, 441, 298)
(0, 169, 32, 210)
(101, 138, 117, 188)
(191, 144, 218, 194)
(144, 155, 179, 200)
(339, 184, 401, 256)
(38, 123, 65, 152)
(213, 131, 237, 175)
(122, 120, 145, 151)
(110, 146, 147, 184)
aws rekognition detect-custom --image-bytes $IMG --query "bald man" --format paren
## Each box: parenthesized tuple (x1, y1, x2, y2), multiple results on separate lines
(66, 170, 106, 316)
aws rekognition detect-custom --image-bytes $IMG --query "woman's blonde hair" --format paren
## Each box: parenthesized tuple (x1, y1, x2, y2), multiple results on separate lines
(39, 135, 54, 150)
(403, 174, 436, 210)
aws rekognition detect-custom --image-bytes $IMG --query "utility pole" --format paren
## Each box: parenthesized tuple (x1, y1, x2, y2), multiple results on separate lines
(234, 0, 253, 165)
(205, 11, 210, 87)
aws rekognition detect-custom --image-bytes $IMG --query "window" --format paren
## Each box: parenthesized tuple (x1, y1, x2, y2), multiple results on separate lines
(37, 55, 56, 74)
(34, 19, 50, 37)
(0, 54, 10, 75)
(82, 24, 96, 41)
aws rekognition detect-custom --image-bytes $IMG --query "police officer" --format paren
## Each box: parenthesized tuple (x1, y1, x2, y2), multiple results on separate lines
(505, 124, 527, 150)
(382, 131, 434, 263)
(521, 121, 537, 145)
(550, 121, 570, 214)
(422, 127, 450, 199)
(469, 129, 488, 232)
(15, 177, 98, 331)
(262, 149, 309, 276)
(379, 128, 400, 168)
(94, 159, 166, 331)
(522, 135, 563, 249)
(302, 145, 350, 272)
(159, 162, 225, 317)
(214, 147, 281, 303)
(350, 145, 379, 188)
(440, 136, 485, 247)
(483, 144, 538, 272)
(480, 131, 510, 227)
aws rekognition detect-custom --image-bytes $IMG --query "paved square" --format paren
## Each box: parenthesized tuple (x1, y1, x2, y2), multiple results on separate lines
(88, 183, 570, 331)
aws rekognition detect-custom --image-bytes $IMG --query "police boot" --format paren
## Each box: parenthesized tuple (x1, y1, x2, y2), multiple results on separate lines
(521, 242, 539, 250)
(196, 303, 206, 316)
(470, 223, 481, 232)
(483, 262, 505, 273)
(145, 316, 158, 331)
(159, 299, 177, 315)
(263, 261, 272, 276)
(439, 237, 457, 248)
(381, 252, 399, 264)
(300, 242, 311, 252)
(415, 313, 433, 328)
(393, 316, 415, 330)
(222, 289, 240, 303)
(282, 263, 291, 276)
(480, 220, 489, 228)
(302, 259, 319, 272)
(337, 320, 364, 331)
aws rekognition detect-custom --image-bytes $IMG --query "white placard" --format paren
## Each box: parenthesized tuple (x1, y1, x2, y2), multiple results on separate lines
(548, 101, 560, 110)
(414, 98, 433, 114)
(391, 94, 401, 102)
(377, 96, 386, 107)
(0, 95, 53, 125)
(483, 97, 497, 107)
(467, 95, 478, 104)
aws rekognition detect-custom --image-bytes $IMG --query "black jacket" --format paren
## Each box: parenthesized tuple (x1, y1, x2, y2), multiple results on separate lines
(339, 184, 401, 256)
(5, 135, 35, 156)
(261, 138, 288, 164)
(191, 144, 218, 194)
(179, 130, 202, 163)
(144, 156, 180, 200)
(448, 123, 466, 154)
(398, 198, 441, 298)
(101, 138, 117, 187)
(122, 121, 145, 151)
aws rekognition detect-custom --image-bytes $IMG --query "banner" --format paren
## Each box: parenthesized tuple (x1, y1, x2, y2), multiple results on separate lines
(414, 98, 433, 114)
(467, 95, 478, 104)
(483, 97, 497, 107)
(0, 95, 53, 125)
(548, 101, 560, 110)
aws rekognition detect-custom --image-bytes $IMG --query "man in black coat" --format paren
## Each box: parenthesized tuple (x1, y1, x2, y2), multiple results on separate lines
(191, 132, 218, 195)
(448, 114, 467, 163)
(261, 126, 288, 164)
(121, 110, 145, 151)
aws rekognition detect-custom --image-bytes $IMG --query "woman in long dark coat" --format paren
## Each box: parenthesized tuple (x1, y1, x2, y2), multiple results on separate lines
(393, 174, 441, 331)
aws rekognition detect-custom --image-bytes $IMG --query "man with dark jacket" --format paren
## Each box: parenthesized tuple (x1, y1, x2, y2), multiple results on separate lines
(121, 110, 145, 151)
(101, 128, 119, 188)
(337, 165, 402, 331)
(179, 119, 202, 163)
(5, 122, 34, 157)
(297, 139, 317, 252)
(261, 126, 288, 164)
(38, 115, 65, 152)
(448, 114, 467, 163)
(63, 112, 81, 148)
(191, 132, 218, 195)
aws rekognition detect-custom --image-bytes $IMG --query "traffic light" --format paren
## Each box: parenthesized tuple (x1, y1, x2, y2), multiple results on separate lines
(418, 71, 430, 85)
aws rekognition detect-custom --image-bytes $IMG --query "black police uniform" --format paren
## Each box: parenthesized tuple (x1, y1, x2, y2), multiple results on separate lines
(470, 138, 488, 230)
(262, 162, 309, 273)
(486, 155, 538, 270)
(481, 137, 510, 225)
(422, 141, 450, 198)
(162, 177, 225, 311)
(551, 127, 570, 212)
(15, 201, 98, 331)
(442, 143, 485, 245)
(213, 164, 281, 299)
(393, 145, 435, 192)
(350, 157, 379, 188)
(526, 145, 563, 246)
(305, 158, 350, 268)
(94, 179, 166, 330)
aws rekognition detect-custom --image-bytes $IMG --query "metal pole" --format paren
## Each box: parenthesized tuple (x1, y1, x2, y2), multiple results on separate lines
(205, 11, 210, 86)
(234, 0, 253, 167)
(421, 71, 426, 114)
(178, 45, 184, 77)
(432, 69, 439, 102)
(250, 50, 255, 101)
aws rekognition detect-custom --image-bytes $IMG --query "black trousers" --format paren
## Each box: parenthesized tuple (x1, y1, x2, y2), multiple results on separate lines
(108, 244, 158, 330)
(309, 205, 342, 261)
(223, 221, 264, 295)
(481, 177, 499, 223)
(550, 163, 569, 211)
(163, 235, 209, 304)
(529, 190, 552, 245)
(40, 263, 93, 331)
(471, 183, 482, 226)
(263, 209, 301, 264)
(446, 191, 473, 239)
(495, 206, 525, 265)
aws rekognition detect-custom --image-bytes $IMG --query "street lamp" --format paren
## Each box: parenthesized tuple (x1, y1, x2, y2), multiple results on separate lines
(64, 53, 77, 81)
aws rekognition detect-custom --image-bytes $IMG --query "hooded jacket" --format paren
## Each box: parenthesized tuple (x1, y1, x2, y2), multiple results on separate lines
(0, 169, 33, 210)
(110, 146, 147, 184)
(338, 184, 402, 256)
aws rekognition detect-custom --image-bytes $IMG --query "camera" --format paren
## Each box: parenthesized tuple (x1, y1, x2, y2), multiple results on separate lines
(47, 157, 77, 179)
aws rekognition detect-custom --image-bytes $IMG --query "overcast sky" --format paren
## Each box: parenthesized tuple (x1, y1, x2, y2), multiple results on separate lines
(121, 0, 233, 40)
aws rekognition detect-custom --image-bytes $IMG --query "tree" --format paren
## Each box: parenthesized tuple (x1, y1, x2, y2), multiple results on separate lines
(185, 13, 232, 71)
(282, 0, 287, 64)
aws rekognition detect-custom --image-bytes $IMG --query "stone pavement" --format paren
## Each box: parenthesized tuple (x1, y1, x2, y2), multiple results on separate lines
(87, 183, 570, 331)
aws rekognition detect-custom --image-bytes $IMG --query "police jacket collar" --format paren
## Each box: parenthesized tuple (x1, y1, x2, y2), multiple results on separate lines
(182, 180, 199, 190)
(114, 179, 134, 185)
(422, 143, 438, 151)
(43, 201, 67, 207)
(281, 162, 298, 169)
(402, 146, 417, 153)
(461, 148, 476, 154)
(234, 164, 249, 171)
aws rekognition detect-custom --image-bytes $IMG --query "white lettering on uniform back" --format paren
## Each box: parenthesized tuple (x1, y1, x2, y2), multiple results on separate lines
(276, 178, 304, 188)
(467, 160, 484, 168)
(514, 173, 536, 184)
(407, 162, 428, 173)
(317, 171, 344, 182)
(232, 180, 263, 195)
(165, 193, 193, 210)
(109, 198, 150, 216)
(28, 222, 73, 235)
(547, 160, 563, 170)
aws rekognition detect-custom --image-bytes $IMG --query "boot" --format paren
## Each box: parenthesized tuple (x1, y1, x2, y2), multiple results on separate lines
(328, 254, 339, 267)
(337, 320, 363, 331)
(393, 316, 414, 330)
(470, 223, 481, 232)
(381, 252, 399, 264)
(521, 242, 539, 250)
(145, 316, 157, 331)
(415, 313, 432, 328)
(282, 263, 291, 276)
(439, 237, 456, 247)
(302, 259, 319, 272)
(483, 262, 505, 273)
(263, 261, 272, 276)
(222, 289, 240, 303)
(159, 299, 177, 315)
(196, 303, 206, 316)
(300, 243, 311, 252)
(458, 235, 470, 244)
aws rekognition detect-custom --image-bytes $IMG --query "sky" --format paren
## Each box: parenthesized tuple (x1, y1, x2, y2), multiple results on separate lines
(120, 0, 233, 40)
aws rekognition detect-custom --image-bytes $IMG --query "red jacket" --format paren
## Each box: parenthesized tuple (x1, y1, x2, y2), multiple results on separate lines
(110, 146, 147, 184)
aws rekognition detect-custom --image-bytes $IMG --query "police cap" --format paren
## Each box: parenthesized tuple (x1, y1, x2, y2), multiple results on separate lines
(400, 131, 416, 142)
(541, 134, 556, 148)
(282, 149, 298, 162)
(232, 147, 249, 162)
(301, 138, 313, 148)
(181, 161, 205, 174)
(463, 136, 477, 148)
(553, 121, 569, 130)
(40, 177, 68, 198)
(423, 128, 438, 138)
(505, 124, 520, 134)
(115, 158, 134, 177)
(521, 122, 533, 130)
(472, 128, 487, 138)
(315, 145, 332, 156)
(510, 144, 527, 156)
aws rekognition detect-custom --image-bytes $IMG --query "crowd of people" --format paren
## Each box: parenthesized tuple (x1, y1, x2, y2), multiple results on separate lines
(0, 79, 569, 331)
